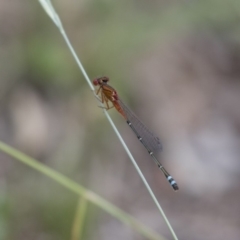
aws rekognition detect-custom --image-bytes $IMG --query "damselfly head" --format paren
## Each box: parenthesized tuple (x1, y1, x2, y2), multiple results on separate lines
(93, 76, 109, 86)
(93, 78, 100, 86)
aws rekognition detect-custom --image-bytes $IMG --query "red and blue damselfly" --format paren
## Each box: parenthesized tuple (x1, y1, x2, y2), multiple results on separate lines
(93, 76, 179, 191)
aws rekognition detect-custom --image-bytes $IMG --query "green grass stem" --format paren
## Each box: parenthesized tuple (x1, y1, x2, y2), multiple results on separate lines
(0, 141, 166, 240)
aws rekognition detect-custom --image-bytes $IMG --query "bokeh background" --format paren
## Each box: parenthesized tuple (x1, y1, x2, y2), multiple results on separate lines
(1, 0, 240, 239)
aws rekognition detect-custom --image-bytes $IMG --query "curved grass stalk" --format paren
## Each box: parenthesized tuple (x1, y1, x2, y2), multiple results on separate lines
(71, 197, 88, 240)
(0, 141, 165, 240)
(37, 1, 178, 240)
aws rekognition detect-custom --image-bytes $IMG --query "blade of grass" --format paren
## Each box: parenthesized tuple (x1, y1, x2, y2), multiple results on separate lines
(0, 141, 166, 240)
(71, 197, 88, 240)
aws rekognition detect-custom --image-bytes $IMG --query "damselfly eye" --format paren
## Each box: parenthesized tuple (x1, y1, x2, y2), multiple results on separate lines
(93, 79, 99, 86)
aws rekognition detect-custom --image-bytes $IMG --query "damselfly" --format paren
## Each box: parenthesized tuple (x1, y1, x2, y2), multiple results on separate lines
(93, 76, 179, 191)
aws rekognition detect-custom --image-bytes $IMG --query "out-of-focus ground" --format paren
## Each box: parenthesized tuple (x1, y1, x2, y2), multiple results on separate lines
(0, 1, 240, 240)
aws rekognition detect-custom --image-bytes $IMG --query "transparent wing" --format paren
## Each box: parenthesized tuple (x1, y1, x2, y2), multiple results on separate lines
(118, 98, 162, 153)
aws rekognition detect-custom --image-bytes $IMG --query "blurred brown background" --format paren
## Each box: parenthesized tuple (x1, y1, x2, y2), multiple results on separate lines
(1, 0, 240, 239)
